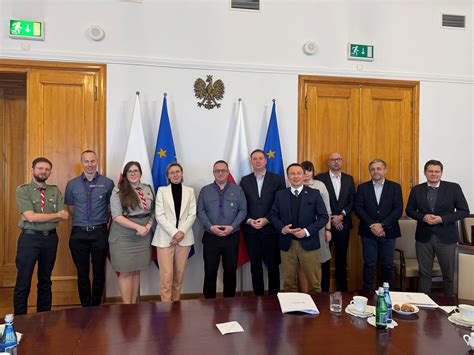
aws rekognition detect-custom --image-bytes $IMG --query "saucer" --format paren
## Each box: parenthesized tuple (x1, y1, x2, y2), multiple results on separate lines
(367, 316, 398, 329)
(346, 304, 375, 317)
(448, 313, 474, 327)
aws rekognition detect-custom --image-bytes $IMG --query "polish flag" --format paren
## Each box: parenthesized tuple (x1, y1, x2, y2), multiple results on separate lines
(227, 99, 251, 267)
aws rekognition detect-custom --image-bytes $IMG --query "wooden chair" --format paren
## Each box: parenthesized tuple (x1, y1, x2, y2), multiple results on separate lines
(455, 244, 474, 300)
(461, 215, 474, 245)
(394, 218, 442, 291)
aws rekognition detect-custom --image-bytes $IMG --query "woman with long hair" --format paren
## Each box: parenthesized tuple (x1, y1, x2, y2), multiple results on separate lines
(109, 161, 155, 303)
(152, 163, 196, 301)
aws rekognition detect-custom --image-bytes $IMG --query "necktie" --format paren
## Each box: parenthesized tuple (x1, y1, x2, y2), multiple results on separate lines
(427, 186, 438, 212)
(39, 188, 46, 212)
(135, 187, 148, 211)
(294, 189, 299, 197)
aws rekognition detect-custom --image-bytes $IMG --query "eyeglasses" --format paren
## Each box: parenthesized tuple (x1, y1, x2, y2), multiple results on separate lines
(329, 158, 343, 162)
(127, 169, 140, 175)
(288, 171, 304, 177)
(213, 169, 229, 174)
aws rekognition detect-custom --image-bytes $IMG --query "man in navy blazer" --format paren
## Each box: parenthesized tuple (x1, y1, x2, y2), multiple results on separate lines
(406, 160, 469, 296)
(270, 163, 328, 292)
(315, 152, 355, 291)
(240, 149, 286, 295)
(355, 159, 403, 291)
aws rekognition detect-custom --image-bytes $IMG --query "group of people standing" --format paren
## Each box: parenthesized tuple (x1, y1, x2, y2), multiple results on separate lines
(13, 149, 468, 315)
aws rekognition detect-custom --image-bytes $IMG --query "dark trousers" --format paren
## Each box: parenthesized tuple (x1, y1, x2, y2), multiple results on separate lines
(416, 234, 455, 296)
(14, 230, 58, 315)
(321, 260, 330, 292)
(69, 226, 109, 307)
(331, 228, 350, 291)
(361, 236, 396, 292)
(203, 231, 240, 299)
(245, 232, 280, 295)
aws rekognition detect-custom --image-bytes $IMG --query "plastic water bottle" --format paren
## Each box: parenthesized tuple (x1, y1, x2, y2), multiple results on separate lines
(383, 282, 392, 324)
(376, 287, 388, 329)
(1, 314, 17, 355)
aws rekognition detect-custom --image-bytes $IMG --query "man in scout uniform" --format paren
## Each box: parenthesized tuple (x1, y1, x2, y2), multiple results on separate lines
(65, 150, 114, 307)
(14, 157, 69, 315)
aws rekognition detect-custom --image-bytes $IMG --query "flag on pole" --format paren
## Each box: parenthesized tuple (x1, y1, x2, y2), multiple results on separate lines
(123, 92, 154, 186)
(227, 99, 251, 268)
(152, 94, 177, 191)
(151, 94, 194, 262)
(263, 100, 284, 176)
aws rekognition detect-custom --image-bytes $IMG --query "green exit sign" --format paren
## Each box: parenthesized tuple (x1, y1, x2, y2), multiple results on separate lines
(348, 43, 374, 61)
(9, 19, 44, 40)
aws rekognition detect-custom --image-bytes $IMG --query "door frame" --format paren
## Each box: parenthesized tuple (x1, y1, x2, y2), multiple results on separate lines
(298, 75, 419, 180)
(0, 59, 107, 173)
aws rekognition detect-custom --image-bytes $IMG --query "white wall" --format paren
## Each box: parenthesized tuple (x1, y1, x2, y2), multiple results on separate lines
(1, 0, 473, 296)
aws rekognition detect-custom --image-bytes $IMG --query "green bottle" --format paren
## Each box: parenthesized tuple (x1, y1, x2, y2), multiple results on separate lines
(376, 287, 388, 329)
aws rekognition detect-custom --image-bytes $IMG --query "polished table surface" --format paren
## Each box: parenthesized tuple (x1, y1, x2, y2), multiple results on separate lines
(14, 293, 473, 354)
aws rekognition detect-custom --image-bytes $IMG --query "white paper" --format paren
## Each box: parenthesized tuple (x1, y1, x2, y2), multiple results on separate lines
(215, 321, 244, 335)
(277, 292, 319, 315)
(389, 291, 439, 308)
(438, 306, 457, 314)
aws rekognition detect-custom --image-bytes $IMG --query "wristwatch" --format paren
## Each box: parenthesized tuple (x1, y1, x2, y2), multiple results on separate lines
(325, 228, 331, 232)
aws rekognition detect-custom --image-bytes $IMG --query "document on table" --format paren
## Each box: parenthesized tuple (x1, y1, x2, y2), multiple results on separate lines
(277, 292, 319, 315)
(215, 321, 244, 335)
(389, 291, 439, 308)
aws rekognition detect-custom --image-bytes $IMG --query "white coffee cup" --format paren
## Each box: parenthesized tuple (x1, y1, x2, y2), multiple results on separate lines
(464, 332, 474, 349)
(350, 296, 368, 313)
(455, 304, 474, 322)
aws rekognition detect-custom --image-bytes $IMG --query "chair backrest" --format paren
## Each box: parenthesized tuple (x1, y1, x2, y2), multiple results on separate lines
(396, 218, 417, 259)
(461, 215, 474, 244)
(455, 244, 474, 300)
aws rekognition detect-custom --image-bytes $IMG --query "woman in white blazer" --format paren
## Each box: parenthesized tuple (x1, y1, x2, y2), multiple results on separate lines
(152, 163, 196, 301)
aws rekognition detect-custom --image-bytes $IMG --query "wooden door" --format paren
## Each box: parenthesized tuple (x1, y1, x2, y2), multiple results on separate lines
(298, 76, 419, 290)
(0, 74, 27, 288)
(0, 59, 106, 309)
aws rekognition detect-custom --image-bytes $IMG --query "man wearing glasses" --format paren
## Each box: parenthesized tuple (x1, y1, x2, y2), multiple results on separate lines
(197, 160, 247, 298)
(315, 152, 355, 291)
(64, 150, 114, 307)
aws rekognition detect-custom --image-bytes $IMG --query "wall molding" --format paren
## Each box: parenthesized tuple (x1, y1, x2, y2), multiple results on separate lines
(1, 49, 473, 85)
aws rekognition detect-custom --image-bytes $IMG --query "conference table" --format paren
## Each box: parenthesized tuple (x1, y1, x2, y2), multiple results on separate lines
(14, 293, 473, 354)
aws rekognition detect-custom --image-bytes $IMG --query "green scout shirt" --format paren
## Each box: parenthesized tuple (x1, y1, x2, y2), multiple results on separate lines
(16, 180, 65, 231)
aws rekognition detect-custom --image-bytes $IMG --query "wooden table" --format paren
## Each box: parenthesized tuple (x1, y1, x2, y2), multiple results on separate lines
(14, 293, 473, 354)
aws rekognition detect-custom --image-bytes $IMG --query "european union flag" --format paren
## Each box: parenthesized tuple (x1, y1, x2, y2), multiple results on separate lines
(263, 101, 284, 176)
(152, 95, 177, 190)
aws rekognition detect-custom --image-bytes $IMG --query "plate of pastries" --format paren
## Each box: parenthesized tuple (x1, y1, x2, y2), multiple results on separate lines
(392, 303, 419, 315)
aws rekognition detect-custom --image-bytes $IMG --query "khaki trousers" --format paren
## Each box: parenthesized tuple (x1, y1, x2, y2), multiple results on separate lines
(281, 240, 321, 293)
(157, 245, 191, 302)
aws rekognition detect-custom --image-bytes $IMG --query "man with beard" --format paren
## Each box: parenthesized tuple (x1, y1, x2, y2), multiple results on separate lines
(14, 157, 69, 315)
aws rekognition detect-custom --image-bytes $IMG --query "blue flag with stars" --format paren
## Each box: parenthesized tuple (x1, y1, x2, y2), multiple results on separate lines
(152, 95, 177, 191)
(263, 101, 284, 176)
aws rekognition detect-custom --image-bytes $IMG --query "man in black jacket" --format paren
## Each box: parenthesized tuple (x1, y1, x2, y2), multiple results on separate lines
(315, 152, 355, 291)
(406, 160, 469, 296)
(355, 159, 403, 292)
(240, 149, 286, 295)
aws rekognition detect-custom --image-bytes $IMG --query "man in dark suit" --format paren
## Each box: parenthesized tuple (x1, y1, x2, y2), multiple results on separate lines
(270, 163, 329, 292)
(406, 160, 469, 296)
(315, 152, 355, 291)
(240, 149, 286, 295)
(354, 159, 403, 292)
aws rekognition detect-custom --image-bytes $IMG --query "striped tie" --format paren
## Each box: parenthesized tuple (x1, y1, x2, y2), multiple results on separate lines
(40, 188, 45, 212)
(135, 187, 148, 211)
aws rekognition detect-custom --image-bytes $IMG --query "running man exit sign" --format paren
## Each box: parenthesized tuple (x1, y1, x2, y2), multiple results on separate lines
(347, 43, 374, 61)
(9, 19, 44, 40)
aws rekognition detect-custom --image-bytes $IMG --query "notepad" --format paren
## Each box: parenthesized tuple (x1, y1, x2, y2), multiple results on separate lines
(277, 292, 319, 315)
(216, 321, 245, 335)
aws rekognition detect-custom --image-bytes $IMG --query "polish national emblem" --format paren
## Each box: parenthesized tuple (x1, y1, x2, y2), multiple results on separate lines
(194, 75, 225, 109)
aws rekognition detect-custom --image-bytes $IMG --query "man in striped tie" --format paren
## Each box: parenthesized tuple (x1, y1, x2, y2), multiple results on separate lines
(14, 157, 69, 315)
